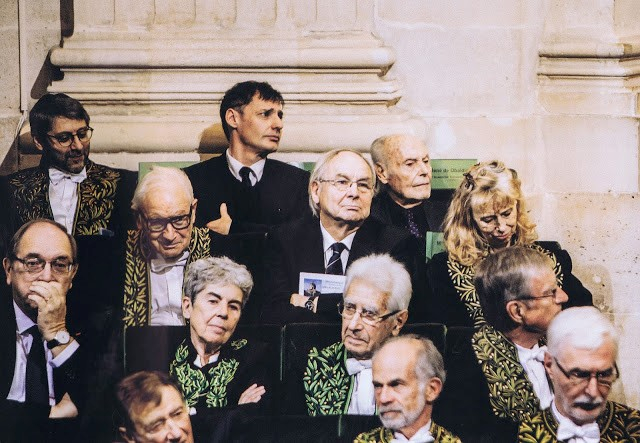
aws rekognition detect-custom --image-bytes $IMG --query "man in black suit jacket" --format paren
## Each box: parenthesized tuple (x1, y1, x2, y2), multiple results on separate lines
(370, 134, 448, 253)
(1, 219, 85, 441)
(262, 149, 423, 325)
(185, 81, 309, 235)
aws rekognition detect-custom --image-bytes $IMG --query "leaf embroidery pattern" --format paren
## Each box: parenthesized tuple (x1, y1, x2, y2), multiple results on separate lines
(447, 244, 565, 329)
(169, 340, 239, 409)
(303, 342, 350, 416)
(123, 227, 211, 327)
(472, 325, 540, 422)
(354, 423, 461, 443)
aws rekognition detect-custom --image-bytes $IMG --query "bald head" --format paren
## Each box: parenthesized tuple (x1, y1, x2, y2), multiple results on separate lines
(370, 135, 432, 208)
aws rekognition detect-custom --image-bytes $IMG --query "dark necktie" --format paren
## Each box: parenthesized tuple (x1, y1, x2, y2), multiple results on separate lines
(25, 326, 49, 405)
(405, 209, 424, 239)
(239, 167, 253, 188)
(325, 242, 346, 275)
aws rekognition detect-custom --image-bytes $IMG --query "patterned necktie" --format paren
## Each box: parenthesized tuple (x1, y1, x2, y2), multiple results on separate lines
(25, 326, 49, 405)
(239, 167, 253, 188)
(405, 209, 423, 239)
(325, 242, 346, 275)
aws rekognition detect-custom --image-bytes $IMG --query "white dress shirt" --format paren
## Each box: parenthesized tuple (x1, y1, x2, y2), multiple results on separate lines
(194, 352, 220, 368)
(391, 421, 434, 443)
(226, 150, 266, 186)
(149, 251, 189, 326)
(48, 167, 87, 234)
(346, 358, 376, 415)
(7, 302, 79, 406)
(515, 343, 553, 409)
(319, 222, 356, 273)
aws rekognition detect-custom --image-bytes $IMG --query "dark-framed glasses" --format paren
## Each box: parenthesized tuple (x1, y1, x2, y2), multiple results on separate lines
(47, 127, 93, 147)
(319, 179, 373, 193)
(554, 357, 619, 387)
(12, 256, 75, 275)
(143, 207, 193, 233)
(337, 301, 399, 326)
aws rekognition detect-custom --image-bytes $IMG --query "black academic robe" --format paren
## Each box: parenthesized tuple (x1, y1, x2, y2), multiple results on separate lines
(261, 215, 423, 324)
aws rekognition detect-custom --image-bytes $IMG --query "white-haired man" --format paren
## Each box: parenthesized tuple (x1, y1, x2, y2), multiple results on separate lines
(518, 306, 640, 441)
(123, 166, 210, 328)
(262, 149, 420, 325)
(303, 254, 409, 416)
(370, 135, 447, 244)
(355, 334, 460, 442)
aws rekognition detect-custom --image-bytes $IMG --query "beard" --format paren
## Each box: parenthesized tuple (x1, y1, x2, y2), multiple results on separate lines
(378, 395, 426, 431)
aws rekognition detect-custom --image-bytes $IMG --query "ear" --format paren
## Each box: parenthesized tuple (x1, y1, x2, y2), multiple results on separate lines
(391, 310, 408, 336)
(119, 427, 136, 443)
(182, 296, 193, 320)
(191, 199, 198, 224)
(33, 136, 45, 152)
(69, 263, 78, 281)
(135, 212, 144, 231)
(543, 351, 554, 380)
(375, 163, 389, 184)
(310, 181, 320, 206)
(505, 300, 523, 325)
(225, 108, 240, 131)
(425, 377, 443, 403)
(3, 258, 12, 286)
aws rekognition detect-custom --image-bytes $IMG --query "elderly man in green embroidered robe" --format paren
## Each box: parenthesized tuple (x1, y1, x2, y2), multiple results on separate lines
(124, 166, 211, 328)
(437, 246, 568, 440)
(7, 93, 135, 237)
(355, 334, 460, 443)
(518, 306, 640, 442)
(303, 254, 410, 416)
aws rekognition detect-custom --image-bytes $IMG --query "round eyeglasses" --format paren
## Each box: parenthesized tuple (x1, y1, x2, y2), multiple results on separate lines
(337, 301, 399, 326)
(46, 127, 93, 148)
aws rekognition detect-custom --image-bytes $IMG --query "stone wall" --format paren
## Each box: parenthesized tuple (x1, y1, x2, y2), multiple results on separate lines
(0, 0, 639, 407)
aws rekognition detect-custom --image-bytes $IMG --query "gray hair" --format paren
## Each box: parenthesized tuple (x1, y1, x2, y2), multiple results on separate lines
(183, 256, 253, 306)
(377, 334, 446, 385)
(547, 306, 619, 359)
(344, 254, 411, 312)
(308, 149, 376, 217)
(474, 246, 554, 333)
(131, 166, 194, 212)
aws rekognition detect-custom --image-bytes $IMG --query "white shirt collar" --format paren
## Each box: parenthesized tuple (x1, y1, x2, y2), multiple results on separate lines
(13, 301, 36, 335)
(194, 351, 220, 368)
(226, 150, 266, 185)
(392, 421, 434, 442)
(319, 221, 356, 253)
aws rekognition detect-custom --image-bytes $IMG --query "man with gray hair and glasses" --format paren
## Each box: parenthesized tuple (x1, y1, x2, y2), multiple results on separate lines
(262, 149, 418, 324)
(303, 254, 409, 416)
(518, 306, 640, 442)
(355, 334, 460, 442)
(124, 166, 211, 328)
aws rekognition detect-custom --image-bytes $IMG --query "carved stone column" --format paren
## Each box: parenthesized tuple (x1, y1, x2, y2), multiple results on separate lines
(45, 0, 422, 158)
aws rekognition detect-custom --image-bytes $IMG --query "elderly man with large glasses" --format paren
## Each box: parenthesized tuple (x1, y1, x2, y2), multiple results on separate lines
(517, 306, 640, 441)
(0, 219, 86, 441)
(7, 93, 136, 237)
(303, 254, 410, 416)
(124, 166, 211, 328)
(261, 148, 420, 325)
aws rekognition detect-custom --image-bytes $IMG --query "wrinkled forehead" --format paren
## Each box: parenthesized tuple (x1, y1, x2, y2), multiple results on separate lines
(141, 185, 193, 214)
(325, 152, 373, 180)
(388, 137, 429, 161)
(16, 223, 73, 258)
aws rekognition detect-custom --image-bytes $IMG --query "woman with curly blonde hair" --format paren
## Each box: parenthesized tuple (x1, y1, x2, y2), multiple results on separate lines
(426, 160, 592, 328)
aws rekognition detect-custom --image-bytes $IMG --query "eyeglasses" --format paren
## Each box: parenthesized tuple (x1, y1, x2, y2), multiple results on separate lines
(517, 288, 563, 303)
(554, 357, 619, 387)
(319, 179, 373, 193)
(337, 302, 399, 326)
(142, 207, 193, 233)
(12, 256, 75, 275)
(47, 127, 93, 148)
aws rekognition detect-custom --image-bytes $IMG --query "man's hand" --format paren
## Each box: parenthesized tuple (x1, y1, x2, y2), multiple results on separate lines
(206, 203, 232, 235)
(290, 293, 317, 312)
(49, 393, 78, 419)
(238, 384, 266, 405)
(29, 281, 67, 341)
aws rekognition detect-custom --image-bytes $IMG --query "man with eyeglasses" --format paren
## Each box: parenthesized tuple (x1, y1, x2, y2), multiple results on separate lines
(124, 166, 210, 327)
(261, 149, 418, 325)
(435, 246, 566, 441)
(302, 254, 410, 415)
(518, 306, 640, 441)
(0, 219, 86, 441)
(6, 93, 136, 237)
